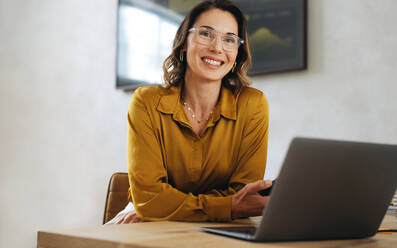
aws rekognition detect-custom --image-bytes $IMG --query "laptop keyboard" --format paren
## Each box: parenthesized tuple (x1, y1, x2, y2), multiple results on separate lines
(213, 226, 257, 235)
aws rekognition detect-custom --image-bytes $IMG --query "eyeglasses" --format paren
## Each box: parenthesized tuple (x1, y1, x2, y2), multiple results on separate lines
(188, 26, 244, 52)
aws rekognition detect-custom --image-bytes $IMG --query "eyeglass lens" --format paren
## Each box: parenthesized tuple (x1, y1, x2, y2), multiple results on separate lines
(195, 28, 240, 51)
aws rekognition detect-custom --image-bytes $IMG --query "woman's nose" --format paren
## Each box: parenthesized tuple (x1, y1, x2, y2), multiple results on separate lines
(209, 36, 223, 53)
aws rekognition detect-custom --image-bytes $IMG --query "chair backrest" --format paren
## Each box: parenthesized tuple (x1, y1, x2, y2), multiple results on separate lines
(103, 172, 130, 224)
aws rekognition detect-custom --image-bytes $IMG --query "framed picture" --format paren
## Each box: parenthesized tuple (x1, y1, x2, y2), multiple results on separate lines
(116, 0, 307, 90)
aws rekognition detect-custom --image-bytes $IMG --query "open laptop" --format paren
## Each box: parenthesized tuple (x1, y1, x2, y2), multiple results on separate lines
(201, 137, 397, 241)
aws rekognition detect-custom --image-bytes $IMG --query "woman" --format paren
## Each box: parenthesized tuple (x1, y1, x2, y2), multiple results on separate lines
(114, 0, 271, 224)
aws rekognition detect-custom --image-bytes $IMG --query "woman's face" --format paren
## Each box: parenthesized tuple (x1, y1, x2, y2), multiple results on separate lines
(184, 8, 239, 83)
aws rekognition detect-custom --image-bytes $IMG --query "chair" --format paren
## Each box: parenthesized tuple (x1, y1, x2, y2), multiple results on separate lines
(103, 172, 130, 224)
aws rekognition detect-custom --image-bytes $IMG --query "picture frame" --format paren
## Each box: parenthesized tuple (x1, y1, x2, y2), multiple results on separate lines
(116, 0, 307, 90)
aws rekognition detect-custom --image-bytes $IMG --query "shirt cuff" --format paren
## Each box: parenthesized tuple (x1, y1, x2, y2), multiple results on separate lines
(202, 195, 233, 221)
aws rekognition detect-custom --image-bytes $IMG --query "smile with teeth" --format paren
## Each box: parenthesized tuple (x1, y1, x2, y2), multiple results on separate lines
(202, 57, 223, 66)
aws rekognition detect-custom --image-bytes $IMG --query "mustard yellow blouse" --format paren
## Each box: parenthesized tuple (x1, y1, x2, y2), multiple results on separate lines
(127, 84, 269, 222)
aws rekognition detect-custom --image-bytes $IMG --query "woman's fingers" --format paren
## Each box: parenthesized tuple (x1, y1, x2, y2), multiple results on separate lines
(122, 213, 134, 223)
(232, 194, 267, 218)
(114, 211, 144, 224)
(246, 180, 272, 194)
(115, 215, 125, 224)
(231, 180, 273, 219)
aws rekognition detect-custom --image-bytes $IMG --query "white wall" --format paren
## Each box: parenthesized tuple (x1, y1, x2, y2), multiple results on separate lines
(0, 0, 396, 247)
(0, 0, 130, 247)
(254, 0, 397, 178)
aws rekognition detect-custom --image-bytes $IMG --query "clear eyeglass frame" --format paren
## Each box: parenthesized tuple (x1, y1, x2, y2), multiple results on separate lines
(188, 27, 244, 51)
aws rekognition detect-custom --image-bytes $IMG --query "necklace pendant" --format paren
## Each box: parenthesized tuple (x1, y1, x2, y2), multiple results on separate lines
(182, 100, 213, 125)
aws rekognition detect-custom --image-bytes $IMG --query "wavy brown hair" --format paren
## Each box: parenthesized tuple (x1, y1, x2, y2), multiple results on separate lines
(162, 0, 252, 94)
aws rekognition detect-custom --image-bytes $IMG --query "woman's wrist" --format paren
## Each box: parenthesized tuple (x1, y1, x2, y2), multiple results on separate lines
(231, 194, 240, 219)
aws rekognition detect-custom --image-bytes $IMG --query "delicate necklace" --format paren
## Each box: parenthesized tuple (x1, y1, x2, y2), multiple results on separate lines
(182, 101, 213, 124)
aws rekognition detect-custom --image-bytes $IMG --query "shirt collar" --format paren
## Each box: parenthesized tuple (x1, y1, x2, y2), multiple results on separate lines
(156, 83, 237, 121)
(218, 85, 237, 120)
(156, 84, 181, 115)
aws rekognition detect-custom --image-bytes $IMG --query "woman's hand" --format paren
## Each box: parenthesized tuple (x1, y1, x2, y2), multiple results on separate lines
(115, 210, 144, 224)
(231, 180, 272, 219)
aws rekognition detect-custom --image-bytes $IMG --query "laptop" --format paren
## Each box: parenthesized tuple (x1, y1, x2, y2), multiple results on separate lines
(201, 137, 397, 241)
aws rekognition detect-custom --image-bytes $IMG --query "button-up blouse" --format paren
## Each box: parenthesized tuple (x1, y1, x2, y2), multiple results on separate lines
(128, 83, 269, 221)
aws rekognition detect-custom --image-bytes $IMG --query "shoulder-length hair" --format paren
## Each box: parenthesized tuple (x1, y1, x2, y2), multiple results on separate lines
(162, 0, 252, 94)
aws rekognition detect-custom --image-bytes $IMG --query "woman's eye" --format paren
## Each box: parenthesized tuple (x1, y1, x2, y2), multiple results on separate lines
(224, 37, 236, 44)
(199, 31, 211, 37)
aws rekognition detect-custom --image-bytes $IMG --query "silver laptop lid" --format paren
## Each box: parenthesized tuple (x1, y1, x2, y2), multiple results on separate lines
(256, 137, 397, 241)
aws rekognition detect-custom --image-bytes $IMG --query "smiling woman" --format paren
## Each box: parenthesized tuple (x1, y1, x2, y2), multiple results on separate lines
(162, 1, 252, 95)
(183, 9, 239, 88)
(109, 0, 271, 224)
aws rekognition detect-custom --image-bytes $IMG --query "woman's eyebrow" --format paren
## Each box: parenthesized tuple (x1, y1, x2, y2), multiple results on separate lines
(199, 25, 237, 36)
(199, 25, 214, 30)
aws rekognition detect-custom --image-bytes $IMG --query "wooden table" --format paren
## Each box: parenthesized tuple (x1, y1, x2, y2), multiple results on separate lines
(38, 214, 397, 248)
